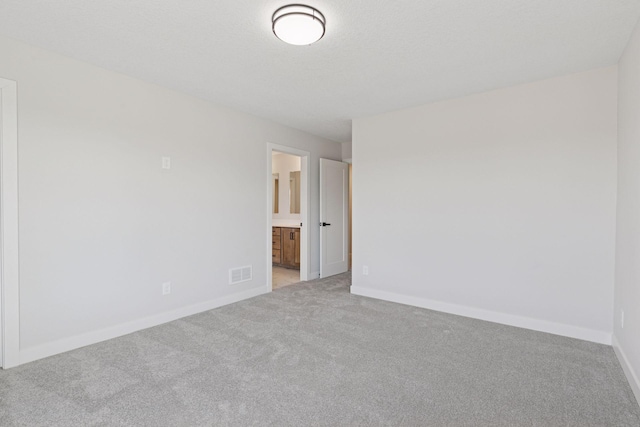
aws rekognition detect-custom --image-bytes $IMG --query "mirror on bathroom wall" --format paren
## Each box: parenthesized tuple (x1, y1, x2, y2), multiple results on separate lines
(290, 171, 300, 214)
(273, 173, 279, 214)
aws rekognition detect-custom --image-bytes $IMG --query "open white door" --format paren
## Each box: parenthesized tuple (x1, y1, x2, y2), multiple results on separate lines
(320, 158, 349, 278)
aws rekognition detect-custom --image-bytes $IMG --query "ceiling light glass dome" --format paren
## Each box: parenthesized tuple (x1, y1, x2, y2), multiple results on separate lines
(272, 5, 326, 46)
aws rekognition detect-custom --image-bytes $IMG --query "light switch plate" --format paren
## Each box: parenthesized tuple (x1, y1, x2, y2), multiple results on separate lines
(162, 157, 171, 169)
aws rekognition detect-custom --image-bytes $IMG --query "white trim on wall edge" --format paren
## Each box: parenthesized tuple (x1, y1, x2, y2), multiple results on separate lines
(612, 335, 640, 406)
(350, 286, 612, 345)
(18, 285, 269, 366)
(0, 78, 20, 369)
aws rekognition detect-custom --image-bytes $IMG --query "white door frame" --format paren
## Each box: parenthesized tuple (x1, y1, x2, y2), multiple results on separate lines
(0, 78, 20, 368)
(266, 143, 310, 290)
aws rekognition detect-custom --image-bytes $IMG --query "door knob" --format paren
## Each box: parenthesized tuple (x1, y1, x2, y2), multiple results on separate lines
(321, 222, 331, 227)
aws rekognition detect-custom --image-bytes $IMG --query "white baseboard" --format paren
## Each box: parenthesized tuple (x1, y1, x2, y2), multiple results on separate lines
(18, 285, 269, 366)
(350, 286, 611, 345)
(612, 335, 640, 406)
(309, 271, 320, 280)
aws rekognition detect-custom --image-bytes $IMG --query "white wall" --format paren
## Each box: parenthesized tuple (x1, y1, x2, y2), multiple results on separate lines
(342, 141, 352, 162)
(272, 153, 301, 223)
(0, 35, 341, 362)
(614, 19, 640, 403)
(352, 67, 618, 344)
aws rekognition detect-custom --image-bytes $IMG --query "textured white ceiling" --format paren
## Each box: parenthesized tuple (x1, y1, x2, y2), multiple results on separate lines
(1, 0, 639, 142)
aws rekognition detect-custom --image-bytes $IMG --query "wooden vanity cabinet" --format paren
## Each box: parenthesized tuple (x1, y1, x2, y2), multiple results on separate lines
(294, 228, 300, 265)
(272, 226, 300, 269)
(272, 227, 281, 264)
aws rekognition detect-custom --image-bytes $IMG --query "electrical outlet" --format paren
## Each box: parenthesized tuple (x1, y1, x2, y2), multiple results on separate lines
(363, 266, 369, 276)
(621, 309, 624, 329)
(162, 282, 171, 295)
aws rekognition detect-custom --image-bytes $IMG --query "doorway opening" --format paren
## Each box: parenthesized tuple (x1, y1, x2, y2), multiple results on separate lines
(266, 144, 310, 291)
(272, 152, 302, 289)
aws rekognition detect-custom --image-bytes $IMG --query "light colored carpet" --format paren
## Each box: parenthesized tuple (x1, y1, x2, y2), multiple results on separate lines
(1, 272, 639, 426)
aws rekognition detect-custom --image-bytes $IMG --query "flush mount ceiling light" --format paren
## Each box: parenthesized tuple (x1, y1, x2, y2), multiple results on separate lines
(272, 4, 326, 46)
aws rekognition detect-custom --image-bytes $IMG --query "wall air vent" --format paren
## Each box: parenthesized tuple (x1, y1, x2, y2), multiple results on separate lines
(229, 265, 252, 285)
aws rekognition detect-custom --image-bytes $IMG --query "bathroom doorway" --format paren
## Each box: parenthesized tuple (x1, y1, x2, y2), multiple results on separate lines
(266, 144, 310, 291)
(272, 152, 301, 289)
